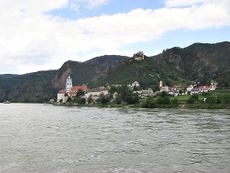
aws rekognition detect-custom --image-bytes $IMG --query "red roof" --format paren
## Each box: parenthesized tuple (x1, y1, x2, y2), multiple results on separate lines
(58, 85, 88, 95)
(71, 85, 88, 92)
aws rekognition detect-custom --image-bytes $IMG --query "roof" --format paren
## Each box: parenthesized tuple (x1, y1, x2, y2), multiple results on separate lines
(88, 88, 108, 92)
(198, 85, 209, 89)
(58, 89, 65, 94)
(71, 85, 88, 91)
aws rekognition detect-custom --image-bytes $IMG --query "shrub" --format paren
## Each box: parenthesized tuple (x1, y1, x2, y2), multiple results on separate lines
(206, 96, 218, 104)
(76, 90, 85, 97)
(171, 98, 178, 105)
(143, 97, 156, 108)
(187, 94, 199, 104)
(73, 97, 86, 104)
(156, 96, 170, 104)
(97, 94, 111, 104)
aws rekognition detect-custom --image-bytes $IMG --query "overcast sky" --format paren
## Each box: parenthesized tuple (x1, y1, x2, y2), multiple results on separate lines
(0, 0, 230, 74)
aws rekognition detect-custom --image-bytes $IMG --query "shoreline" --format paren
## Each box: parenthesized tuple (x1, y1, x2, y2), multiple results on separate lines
(50, 102, 230, 109)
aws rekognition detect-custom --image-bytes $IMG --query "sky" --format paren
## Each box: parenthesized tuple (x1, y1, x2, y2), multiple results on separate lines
(0, 0, 230, 74)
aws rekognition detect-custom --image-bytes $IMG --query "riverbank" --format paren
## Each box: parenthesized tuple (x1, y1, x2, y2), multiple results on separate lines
(52, 101, 230, 109)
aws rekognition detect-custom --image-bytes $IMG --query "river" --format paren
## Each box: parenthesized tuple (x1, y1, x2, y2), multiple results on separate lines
(0, 104, 229, 173)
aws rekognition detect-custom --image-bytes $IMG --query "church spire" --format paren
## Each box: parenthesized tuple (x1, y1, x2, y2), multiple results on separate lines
(65, 75, 73, 92)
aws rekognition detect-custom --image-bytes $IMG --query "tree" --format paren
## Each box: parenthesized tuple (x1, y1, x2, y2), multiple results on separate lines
(109, 86, 118, 94)
(114, 94, 122, 104)
(73, 97, 86, 104)
(97, 94, 111, 105)
(66, 96, 72, 103)
(118, 85, 139, 104)
(143, 97, 156, 108)
(76, 89, 85, 97)
(156, 96, 170, 104)
(87, 95, 94, 104)
(187, 94, 199, 104)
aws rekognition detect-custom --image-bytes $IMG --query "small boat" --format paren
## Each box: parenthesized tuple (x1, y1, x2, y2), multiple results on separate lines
(3, 100, 10, 104)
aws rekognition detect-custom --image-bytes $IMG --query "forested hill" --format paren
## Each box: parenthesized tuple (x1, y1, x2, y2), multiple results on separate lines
(0, 55, 128, 102)
(90, 41, 230, 89)
(0, 41, 229, 102)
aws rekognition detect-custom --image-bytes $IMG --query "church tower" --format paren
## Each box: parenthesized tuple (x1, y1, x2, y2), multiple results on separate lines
(65, 76, 73, 92)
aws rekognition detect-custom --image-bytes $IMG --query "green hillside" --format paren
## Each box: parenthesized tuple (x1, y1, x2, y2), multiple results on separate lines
(0, 55, 128, 102)
(90, 42, 230, 89)
(0, 41, 229, 103)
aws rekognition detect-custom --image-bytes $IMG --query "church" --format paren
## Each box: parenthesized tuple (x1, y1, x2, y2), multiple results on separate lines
(57, 76, 88, 103)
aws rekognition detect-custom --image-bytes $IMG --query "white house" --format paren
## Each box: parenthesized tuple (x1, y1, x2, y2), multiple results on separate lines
(85, 87, 109, 100)
(141, 88, 154, 97)
(160, 86, 170, 93)
(209, 81, 218, 91)
(57, 90, 68, 103)
(129, 81, 140, 88)
(186, 85, 194, 92)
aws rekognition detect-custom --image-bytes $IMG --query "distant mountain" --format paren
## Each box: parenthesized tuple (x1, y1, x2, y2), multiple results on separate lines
(0, 42, 229, 102)
(0, 55, 128, 102)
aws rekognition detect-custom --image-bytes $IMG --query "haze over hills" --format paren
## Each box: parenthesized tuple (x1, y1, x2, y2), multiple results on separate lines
(0, 41, 229, 102)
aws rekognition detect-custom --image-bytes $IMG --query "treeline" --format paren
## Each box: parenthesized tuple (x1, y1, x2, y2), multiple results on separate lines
(64, 85, 140, 106)
(62, 88, 230, 109)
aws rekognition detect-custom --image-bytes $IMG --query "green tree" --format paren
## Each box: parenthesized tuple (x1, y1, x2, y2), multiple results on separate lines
(109, 86, 118, 94)
(156, 96, 170, 104)
(118, 85, 139, 104)
(171, 98, 178, 105)
(143, 97, 156, 108)
(76, 89, 85, 97)
(73, 97, 86, 104)
(66, 96, 72, 103)
(97, 94, 111, 105)
(187, 94, 199, 104)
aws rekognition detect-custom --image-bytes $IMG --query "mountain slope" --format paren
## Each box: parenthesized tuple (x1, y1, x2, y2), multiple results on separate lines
(0, 42, 229, 102)
(0, 55, 128, 102)
(90, 42, 230, 89)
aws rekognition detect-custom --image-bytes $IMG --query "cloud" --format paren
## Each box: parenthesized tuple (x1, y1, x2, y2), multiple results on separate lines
(68, 0, 108, 11)
(0, 0, 229, 74)
(165, 0, 205, 7)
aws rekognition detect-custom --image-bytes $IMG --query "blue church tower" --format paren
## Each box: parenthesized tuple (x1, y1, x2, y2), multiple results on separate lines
(65, 76, 73, 92)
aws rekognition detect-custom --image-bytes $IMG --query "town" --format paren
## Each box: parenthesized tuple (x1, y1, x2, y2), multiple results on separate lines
(56, 75, 219, 106)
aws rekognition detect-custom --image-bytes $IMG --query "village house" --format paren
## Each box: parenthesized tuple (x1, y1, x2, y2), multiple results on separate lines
(140, 88, 155, 97)
(190, 87, 199, 95)
(159, 81, 170, 93)
(186, 85, 194, 93)
(209, 81, 218, 91)
(85, 87, 109, 101)
(128, 81, 140, 89)
(198, 85, 209, 93)
(168, 85, 182, 96)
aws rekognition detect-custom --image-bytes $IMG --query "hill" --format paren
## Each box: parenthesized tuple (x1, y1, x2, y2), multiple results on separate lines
(0, 41, 229, 102)
(90, 42, 230, 89)
(0, 55, 128, 102)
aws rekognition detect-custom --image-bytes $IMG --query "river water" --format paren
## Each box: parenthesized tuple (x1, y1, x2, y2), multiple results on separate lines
(0, 104, 229, 173)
